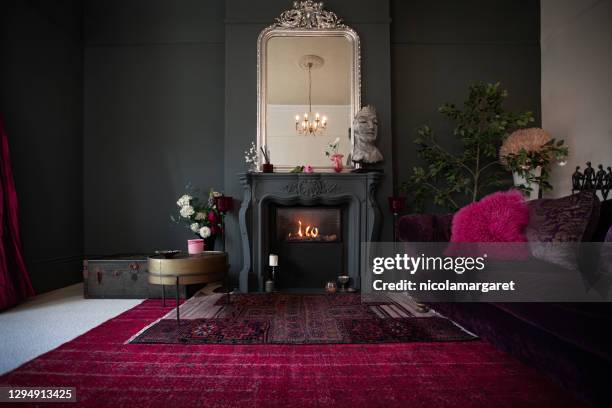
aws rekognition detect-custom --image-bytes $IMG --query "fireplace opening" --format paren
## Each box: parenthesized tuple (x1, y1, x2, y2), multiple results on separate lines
(270, 205, 346, 290)
(276, 208, 341, 243)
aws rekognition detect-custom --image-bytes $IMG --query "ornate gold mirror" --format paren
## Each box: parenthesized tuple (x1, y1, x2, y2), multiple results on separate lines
(257, 1, 361, 171)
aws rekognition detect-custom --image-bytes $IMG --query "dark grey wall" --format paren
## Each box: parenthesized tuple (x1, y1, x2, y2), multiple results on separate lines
(0, 0, 83, 293)
(223, 0, 394, 284)
(83, 0, 225, 254)
(2, 0, 542, 293)
(391, 0, 541, 209)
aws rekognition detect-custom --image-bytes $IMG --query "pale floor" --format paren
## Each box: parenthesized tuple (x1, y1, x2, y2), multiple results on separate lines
(0, 283, 141, 375)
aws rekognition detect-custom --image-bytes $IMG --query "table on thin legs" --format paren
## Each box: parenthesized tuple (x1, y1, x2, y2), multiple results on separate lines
(147, 252, 229, 323)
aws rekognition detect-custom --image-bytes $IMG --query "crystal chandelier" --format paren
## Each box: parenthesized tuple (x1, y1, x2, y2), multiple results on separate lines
(295, 55, 327, 136)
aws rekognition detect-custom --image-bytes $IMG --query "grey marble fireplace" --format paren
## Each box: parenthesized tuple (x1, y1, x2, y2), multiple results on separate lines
(238, 172, 383, 292)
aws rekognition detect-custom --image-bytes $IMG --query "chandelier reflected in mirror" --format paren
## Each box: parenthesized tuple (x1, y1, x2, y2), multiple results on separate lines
(295, 55, 327, 136)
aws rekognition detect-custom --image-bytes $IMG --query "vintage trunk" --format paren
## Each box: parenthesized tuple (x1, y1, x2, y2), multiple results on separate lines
(83, 255, 187, 299)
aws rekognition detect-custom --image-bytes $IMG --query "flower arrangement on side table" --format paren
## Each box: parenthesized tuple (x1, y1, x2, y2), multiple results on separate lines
(171, 186, 223, 252)
(499, 127, 568, 199)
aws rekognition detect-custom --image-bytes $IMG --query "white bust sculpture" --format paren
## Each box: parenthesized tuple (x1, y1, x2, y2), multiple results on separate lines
(351, 105, 383, 165)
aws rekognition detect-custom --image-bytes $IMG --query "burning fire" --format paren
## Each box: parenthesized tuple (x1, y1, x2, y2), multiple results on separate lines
(289, 220, 319, 239)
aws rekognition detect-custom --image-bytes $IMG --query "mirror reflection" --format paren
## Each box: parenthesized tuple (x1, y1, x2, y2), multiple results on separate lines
(265, 36, 353, 169)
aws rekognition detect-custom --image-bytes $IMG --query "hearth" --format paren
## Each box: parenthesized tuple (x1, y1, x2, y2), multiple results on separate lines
(271, 205, 346, 290)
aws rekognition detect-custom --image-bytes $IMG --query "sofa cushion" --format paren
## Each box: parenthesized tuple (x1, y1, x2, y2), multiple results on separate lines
(526, 191, 600, 243)
(526, 191, 600, 270)
(450, 190, 529, 243)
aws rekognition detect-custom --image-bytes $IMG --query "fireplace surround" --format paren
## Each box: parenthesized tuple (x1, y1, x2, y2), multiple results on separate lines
(238, 172, 383, 292)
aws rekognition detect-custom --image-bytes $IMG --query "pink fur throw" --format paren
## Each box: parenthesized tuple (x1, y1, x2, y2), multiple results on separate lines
(451, 190, 529, 243)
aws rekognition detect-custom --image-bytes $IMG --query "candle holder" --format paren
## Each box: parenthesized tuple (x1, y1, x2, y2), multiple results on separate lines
(215, 195, 234, 252)
(388, 196, 406, 242)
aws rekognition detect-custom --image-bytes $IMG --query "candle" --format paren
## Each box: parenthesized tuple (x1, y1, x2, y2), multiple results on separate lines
(269, 254, 278, 266)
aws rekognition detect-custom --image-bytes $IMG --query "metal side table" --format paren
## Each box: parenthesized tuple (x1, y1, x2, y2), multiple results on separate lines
(147, 251, 229, 322)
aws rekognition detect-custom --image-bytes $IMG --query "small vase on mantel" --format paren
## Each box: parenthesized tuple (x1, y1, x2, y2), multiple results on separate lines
(512, 166, 542, 200)
(331, 154, 344, 173)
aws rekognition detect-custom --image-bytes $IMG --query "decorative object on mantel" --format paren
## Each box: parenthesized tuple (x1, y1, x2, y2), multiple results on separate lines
(337, 275, 350, 292)
(295, 55, 328, 136)
(214, 195, 234, 252)
(325, 137, 344, 172)
(388, 196, 407, 242)
(401, 82, 535, 212)
(325, 281, 337, 293)
(171, 186, 223, 251)
(290, 165, 304, 173)
(572, 162, 612, 199)
(351, 105, 383, 170)
(304, 165, 314, 173)
(260, 145, 273, 173)
(500, 127, 568, 200)
(244, 141, 259, 172)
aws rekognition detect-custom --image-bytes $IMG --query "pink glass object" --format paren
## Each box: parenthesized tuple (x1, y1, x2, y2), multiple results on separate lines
(188, 239, 204, 254)
(215, 196, 234, 213)
(304, 165, 314, 173)
(331, 154, 344, 173)
(388, 196, 406, 214)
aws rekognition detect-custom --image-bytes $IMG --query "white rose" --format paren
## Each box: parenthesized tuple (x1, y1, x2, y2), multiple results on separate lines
(212, 191, 222, 198)
(194, 212, 207, 221)
(199, 226, 211, 238)
(190, 223, 199, 232)
(180, 205, 195, 218)
(176, 194, 192, 207)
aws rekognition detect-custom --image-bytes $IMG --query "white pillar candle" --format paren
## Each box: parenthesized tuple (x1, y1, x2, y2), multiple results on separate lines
(269, 254, 278, 266)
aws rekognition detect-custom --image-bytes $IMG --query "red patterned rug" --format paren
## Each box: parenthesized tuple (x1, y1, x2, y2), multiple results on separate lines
(0, 299, 582, 407)
(130, 293, 475, 344)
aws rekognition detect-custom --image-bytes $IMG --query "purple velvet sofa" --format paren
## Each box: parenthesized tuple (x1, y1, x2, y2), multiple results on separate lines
(397, 198, 612, 407)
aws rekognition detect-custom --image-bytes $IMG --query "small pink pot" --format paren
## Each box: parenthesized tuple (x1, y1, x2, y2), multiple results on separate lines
(187, 239, 204, 254)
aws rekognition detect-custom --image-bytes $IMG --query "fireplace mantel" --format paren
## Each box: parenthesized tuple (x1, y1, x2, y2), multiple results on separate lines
(238, 172, 383, 292)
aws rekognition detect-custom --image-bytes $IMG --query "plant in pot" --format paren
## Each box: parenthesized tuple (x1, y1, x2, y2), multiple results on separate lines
(499, 128, 568, 200)
(171, 186, 223, 253)
(325, 137, 343, 172)
(244, 141, 259, 172)
(400, 82, 534, 212)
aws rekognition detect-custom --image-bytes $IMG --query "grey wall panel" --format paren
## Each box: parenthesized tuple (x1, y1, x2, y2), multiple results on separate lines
(84, 43, 225, 254)
(0, 0, 83, 293)
(391, 0, 540, 44)
(84, 0, 224, 45)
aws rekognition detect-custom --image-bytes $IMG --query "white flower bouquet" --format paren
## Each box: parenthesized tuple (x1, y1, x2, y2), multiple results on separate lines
(171, 185, 223, 241)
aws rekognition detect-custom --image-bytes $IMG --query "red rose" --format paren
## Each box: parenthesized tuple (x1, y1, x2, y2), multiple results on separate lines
(208, 211, 216, 223)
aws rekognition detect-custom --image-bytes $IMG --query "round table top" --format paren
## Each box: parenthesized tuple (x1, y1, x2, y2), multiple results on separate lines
(149, 251, 226, 261)
(147, 251, 228, 285)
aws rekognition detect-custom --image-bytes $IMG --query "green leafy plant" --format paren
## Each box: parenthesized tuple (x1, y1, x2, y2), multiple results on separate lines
(400, 82, 534, 212)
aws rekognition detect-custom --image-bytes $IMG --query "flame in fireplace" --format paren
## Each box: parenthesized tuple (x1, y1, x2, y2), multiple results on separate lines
(289, 220, 319, 239)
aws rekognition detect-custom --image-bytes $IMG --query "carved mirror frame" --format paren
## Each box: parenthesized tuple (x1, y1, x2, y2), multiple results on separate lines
(257, 1, 361, 171)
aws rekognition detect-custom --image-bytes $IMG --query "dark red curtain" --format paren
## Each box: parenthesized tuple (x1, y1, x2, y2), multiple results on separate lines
(0, 115, 34, 310)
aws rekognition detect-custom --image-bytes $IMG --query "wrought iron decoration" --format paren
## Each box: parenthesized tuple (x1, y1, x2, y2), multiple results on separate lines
(572, 162, 612, 199)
